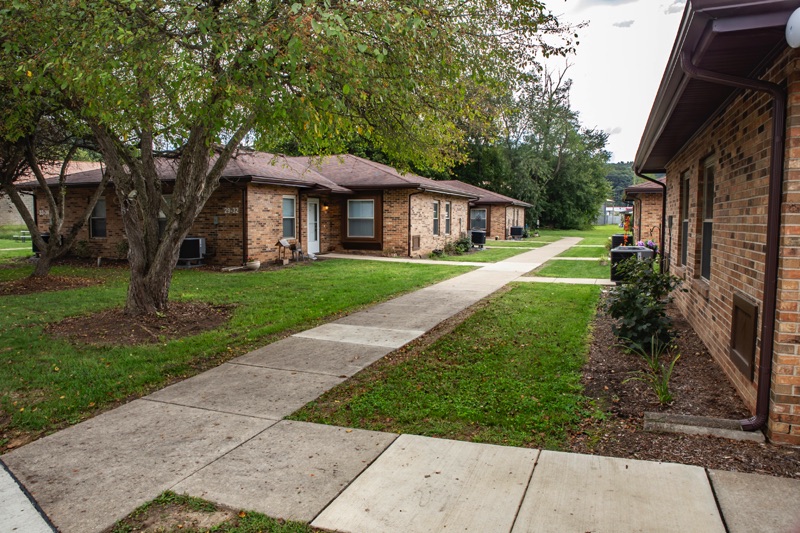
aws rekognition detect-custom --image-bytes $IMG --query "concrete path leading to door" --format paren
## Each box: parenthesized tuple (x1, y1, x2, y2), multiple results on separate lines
(3, 237, 799, 533)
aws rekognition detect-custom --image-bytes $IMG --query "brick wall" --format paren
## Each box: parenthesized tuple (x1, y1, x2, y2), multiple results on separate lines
(185, 185, 245, 265)
(408, 192, 469, 257)
(665, 47, 800, 444)
(632, 192, 662, 244)
(35, 188, 126, 259)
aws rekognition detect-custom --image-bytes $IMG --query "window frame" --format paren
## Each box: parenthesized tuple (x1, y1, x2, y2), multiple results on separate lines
(89, 197, 107, 239)
(282, 195, 296, 239)
(433, 201, 440, 236)
(445, 202, 451, 235)
(347, 199, 375, 238)
(679, 171, 689, 267)
(699, 158, 715, 281)
(470, 208, 487, 231)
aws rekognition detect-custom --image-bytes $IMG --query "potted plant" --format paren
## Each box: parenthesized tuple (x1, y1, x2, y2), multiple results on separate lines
(244, 256, 260, 270)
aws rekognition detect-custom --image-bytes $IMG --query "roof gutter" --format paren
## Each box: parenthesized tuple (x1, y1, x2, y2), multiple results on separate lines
(679, 50, 787, 432)
(632, 171, 667, 272)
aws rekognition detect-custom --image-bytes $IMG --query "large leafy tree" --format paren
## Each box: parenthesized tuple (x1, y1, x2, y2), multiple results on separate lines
(444, 69, 610, 229)
(0, 113, 108, 277)
(1, 0, 572, 315)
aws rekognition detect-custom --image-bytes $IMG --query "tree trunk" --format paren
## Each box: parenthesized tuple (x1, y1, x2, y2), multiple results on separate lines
(32, 252, 53, 278)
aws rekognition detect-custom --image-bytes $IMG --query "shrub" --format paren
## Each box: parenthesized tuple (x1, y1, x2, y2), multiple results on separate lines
(116, 239, 129, 260)
(604, 257, 682, 346)
(72, 240, 91, 258)
(623, 336, 680, 404)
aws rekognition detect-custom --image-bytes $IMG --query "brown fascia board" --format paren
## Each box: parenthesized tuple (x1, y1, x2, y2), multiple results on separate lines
(342, 183, 477, 199)
(633, 0, 796, 174)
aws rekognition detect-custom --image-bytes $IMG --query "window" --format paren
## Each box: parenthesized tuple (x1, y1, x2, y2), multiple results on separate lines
(282, 196, 296, 238)
(679, 171, 689, 266)
(90, 198, 107, 238)
(445, 202, 451, 234)
(348, 199, 374, 237)
(700, 158, 714, 280)
(470, 208, 487, 231)
(433, 201, 440, 236)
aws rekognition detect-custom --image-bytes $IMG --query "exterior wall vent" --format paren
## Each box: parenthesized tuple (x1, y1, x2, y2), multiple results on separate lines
(730, 292, 758, 381)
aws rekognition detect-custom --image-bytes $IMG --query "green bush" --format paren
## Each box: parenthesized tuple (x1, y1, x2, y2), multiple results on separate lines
(72, 240, 91, 258)
(604, 257, 682, 346)
(623, 336, 681, 405)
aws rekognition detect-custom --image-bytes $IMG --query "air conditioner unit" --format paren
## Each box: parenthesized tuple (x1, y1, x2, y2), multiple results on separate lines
(509, 226, 524, 238)
(179, 237, 206, 262)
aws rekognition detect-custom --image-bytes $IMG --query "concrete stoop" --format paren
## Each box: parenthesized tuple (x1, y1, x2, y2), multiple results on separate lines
(644, 412, 766, 443)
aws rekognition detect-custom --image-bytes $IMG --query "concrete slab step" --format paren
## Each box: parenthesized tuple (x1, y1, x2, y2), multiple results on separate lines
(512, 450, 725, 533)
(709, 469, 800, 533)
(312, 434, 538, 533)
(146, 363, 344, 419)
(0, 463, 54, 533)
(174, 421, 397, 523)
(2, 400, 274, 533)
(294, 323, 425, 348)
(232, 337, 392, 377)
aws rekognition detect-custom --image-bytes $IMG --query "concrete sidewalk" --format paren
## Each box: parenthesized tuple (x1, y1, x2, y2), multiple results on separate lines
(3, 237, 799, 533)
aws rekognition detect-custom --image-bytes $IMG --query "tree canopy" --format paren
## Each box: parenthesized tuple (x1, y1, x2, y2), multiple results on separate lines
(442, 69, 611, 230)
(1, 0, 575, 314)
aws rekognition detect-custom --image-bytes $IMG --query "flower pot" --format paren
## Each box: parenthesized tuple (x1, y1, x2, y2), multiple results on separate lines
(244, 260, 260, 270)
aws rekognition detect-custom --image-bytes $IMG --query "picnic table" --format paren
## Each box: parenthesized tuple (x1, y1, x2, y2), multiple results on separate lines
(13, 230, 31, 242)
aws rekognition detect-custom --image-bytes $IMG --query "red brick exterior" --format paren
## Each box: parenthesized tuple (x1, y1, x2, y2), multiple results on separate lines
(630, 192, 662, 244)
(664, 47, 800, 444)
(34, 182, 472, 264)
(470, 205, 526, 240)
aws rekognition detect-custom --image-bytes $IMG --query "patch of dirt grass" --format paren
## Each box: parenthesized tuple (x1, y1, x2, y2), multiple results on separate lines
(111, 491, 316, 533)
(0, 274, 103, 295)
(45, 302, 233, 346)
(570, 295, 800, 478)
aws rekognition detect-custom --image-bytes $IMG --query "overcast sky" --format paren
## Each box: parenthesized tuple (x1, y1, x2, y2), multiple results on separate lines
(544, 0, 686, 162)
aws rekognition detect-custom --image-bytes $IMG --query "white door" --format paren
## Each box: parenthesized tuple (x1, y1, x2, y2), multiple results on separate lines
(307, 198, 320, 254)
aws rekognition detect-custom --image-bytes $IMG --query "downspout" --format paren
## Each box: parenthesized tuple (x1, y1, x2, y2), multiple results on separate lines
(408, 190, 423, 257)
(680, 50, 786, 432)
(633, 171, 667, 272)
(242, 186, 248, 265)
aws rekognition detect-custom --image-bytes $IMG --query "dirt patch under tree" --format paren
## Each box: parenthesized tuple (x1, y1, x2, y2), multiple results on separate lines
(46, 302, 233, 346)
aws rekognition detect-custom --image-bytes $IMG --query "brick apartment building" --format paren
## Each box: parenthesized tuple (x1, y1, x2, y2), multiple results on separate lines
(635, 0, 800, 443)
(26, 153, 530, 265)
(623, 178, 665, 245)
(439, 180, 531, 240)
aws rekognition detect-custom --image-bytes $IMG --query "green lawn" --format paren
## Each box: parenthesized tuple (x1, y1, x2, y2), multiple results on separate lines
(0, 225, 26, 240)
(0, 236, 34, 261)
(0, 260, 472, 445)
(537, 225, 619, 245)
(557, 246, 608, 259)
(534, 259, 611, 279)
(430, 246, 531, 262)
(291, 283, 603, 450)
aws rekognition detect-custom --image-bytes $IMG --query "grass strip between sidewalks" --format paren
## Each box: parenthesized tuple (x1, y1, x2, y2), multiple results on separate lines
(290, 283, 603, 450)
(533, 259, 611, 279)
(0, 260, 471, 446)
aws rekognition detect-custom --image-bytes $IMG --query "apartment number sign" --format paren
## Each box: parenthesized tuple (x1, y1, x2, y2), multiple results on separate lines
(223, 207, 239, 215)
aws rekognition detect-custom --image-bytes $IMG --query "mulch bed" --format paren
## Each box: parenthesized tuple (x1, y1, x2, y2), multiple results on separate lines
(46, 302, 233, 345)
(571, 293, 800, 478)
(0, 274, 103, 296)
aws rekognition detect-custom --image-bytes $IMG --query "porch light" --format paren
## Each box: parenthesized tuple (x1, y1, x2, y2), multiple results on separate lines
(786, 7, 800, 48)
